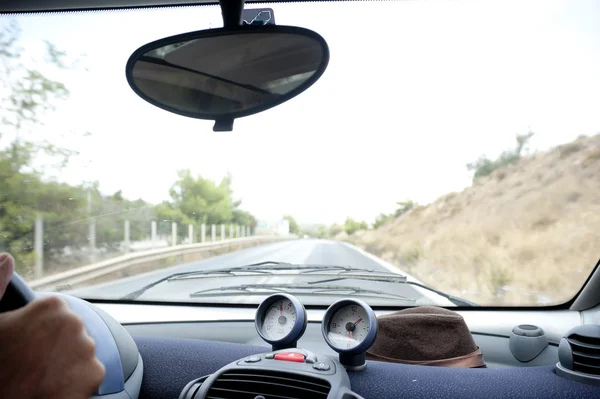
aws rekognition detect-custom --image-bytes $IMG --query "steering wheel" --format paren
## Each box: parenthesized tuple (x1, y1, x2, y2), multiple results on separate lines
(0, 273, 37, 313)
(0, 272, 144, 399)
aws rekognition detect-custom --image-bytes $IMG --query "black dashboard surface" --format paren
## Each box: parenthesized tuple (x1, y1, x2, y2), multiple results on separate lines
(133, 336, 600, 399)
(124, 321, 560, 369)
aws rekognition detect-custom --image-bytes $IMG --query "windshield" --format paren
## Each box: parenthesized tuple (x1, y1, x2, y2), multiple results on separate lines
(1, 0, 599, 307)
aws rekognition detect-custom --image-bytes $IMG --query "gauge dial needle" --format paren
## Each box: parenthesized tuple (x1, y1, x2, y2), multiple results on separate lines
(354, 318, 363, 325)
(349, 331, 353, 340)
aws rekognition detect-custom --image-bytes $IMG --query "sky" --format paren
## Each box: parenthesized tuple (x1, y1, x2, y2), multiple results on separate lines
(2, 0, 600, 225)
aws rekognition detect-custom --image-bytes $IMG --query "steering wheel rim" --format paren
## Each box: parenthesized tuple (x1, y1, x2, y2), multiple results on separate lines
(0, 269, 143, 399)
(0, 272, 36, 313)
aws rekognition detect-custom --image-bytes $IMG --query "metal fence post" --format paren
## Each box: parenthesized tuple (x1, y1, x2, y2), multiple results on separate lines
(172, 222, 177, 246)
(87, 190, 96, 263)
(229, 224, 233, 238)
(201, 224, 206, 242)
(89, 218, 96, 263)
(124, 220, 130, 252)
(220, 224, 225, 240)
(188, 224, 194, 243)
(151, 221, 157, 244)
(211, 224, 216, 241)
(34, 214, 43, 279)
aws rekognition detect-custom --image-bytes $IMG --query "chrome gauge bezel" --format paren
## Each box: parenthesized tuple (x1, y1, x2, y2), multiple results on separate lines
(322, 298, 378, 355)
(255, 293, 307, 347)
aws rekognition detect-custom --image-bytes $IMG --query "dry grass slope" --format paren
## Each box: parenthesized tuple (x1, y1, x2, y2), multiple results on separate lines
(350, 134, 600, 305)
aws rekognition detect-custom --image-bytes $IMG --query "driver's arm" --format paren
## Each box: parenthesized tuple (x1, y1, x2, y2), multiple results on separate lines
(0, 253, 106, 399)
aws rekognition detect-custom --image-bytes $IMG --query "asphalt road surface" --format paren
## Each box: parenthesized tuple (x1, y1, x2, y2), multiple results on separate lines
(69, 239, 448, 305)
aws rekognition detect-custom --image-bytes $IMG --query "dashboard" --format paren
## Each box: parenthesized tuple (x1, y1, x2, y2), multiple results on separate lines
(95, 301, 600, 399)
(114, 304, 574, 369)
(4, 276, 600, 399)
(94, 294, 600, 399)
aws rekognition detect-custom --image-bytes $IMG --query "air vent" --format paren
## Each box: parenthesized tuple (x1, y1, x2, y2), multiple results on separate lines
(180, 375, 211, 399)
(205, 369, 331, 399)
(566, 334, 600, 374)
(556, 325, 600, 386)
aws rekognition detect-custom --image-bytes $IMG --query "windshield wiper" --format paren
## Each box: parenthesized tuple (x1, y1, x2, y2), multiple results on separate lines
(121, 261, 292, 300)
(166, 261, 409, 281)
(122, 260, 475, 305)
(306, 276, 478, 307)
(188, 283, 416, 302)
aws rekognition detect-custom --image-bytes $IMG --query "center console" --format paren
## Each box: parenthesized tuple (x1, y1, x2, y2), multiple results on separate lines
(177, 294, 377, 399)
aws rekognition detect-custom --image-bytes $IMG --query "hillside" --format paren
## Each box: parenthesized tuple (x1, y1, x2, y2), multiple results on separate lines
(350, 134, 600, 306)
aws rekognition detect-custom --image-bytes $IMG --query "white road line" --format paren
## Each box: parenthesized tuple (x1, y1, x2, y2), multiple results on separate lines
(338, 241, 454, 306)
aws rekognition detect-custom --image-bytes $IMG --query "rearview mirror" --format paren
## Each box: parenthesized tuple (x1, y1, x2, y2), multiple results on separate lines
(125, 25, 329, 131)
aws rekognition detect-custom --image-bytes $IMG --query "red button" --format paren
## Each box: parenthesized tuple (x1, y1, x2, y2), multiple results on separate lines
(274, 352, 306, 363)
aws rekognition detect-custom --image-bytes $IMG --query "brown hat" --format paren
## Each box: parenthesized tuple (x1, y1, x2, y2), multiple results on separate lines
(366, 306, 486, 368)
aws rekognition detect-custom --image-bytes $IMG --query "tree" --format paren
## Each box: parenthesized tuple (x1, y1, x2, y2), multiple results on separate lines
(0, 21, 76, 168)
(92, 190, 155, 247)
(314, 225, 330, 238)
(167, 169, 235, 225)
(373, 213, 392, 229)
(344, 218, 368, 235)
(158, 169, 257, 231)
(372, 199, 417, 229)
(283, 215, 299, 234)
(111, 190, 125, 202)
(467, 131, 535, 182)
(232, 209, 257, 228)
(394, 200, 416, 217)
(0, 21, 156, 271)
(0, 20, 85, 272)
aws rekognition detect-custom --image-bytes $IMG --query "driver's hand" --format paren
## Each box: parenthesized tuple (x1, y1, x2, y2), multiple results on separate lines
(0, 253, 106, 399)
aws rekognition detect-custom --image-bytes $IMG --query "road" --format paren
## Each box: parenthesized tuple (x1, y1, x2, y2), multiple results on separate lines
(70, 239, 450, 305)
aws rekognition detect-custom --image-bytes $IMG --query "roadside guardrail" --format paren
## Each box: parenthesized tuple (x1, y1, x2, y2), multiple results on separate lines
(29, 235, 293, 291)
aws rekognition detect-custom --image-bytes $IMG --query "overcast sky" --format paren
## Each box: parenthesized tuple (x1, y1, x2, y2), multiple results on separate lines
(3, 0, 600, 225)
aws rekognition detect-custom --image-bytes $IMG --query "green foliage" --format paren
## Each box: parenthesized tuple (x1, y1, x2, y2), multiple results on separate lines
(467, 131, 534, 182)
(161, 169, 257, 231)
(0, 20, 81, 272)
(232, 209, 257, 229)
(167, 169, 235, 225)
(314, 226, 330, 238)
(155, 201, 191, 226)
(394, 200, 416, 217)
(343, 218, 368, 235)
(0, 21, 71, 148)
(91, 189, 155, 247)
(0, 145, 155, 271)
(372, 200, 417, 229)
(373, 213, 392, 229)
(297, 223, 329, 239)
(283, 215, 299, 234)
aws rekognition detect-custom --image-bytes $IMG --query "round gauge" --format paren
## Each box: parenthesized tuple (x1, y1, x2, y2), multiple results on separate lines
(255, 293, 307, 348)
(322, 299, 377, 354)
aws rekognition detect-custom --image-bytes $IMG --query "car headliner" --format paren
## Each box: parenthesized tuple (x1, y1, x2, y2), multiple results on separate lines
(1, 0, 341, 14)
